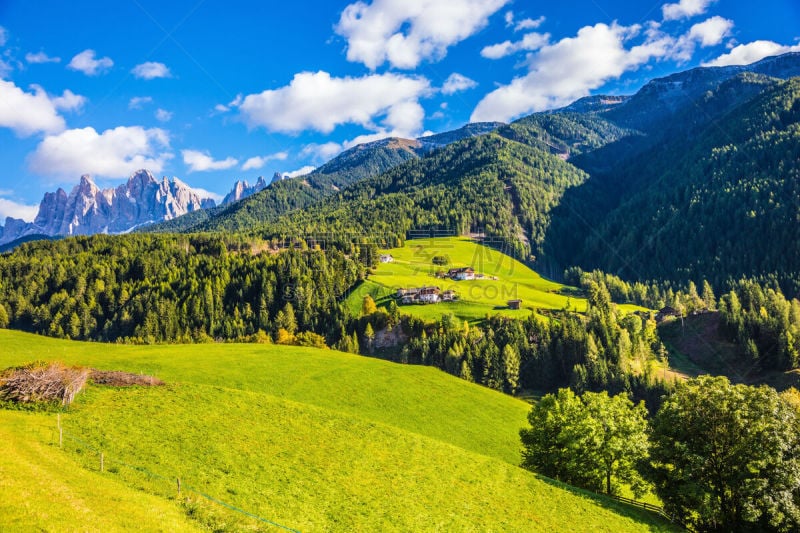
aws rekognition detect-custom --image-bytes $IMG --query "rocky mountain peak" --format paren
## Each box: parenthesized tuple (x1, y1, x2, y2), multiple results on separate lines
(0, 169, 216, 245)
(221, 176, 269, 205)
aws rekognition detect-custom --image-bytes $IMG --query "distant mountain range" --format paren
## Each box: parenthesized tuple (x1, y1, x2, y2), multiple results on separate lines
(0, 170, 215, 246)
(0, 122, 504, 247)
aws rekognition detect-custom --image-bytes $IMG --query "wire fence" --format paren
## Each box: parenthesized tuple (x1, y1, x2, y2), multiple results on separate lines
(55, 417, 299, 532)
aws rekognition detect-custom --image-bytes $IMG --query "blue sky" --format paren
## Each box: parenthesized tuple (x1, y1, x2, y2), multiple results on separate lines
(0, 0, 798, 220)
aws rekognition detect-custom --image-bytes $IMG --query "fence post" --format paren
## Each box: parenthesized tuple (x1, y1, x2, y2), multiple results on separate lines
(100, 452, 104, 472)
(177, 477, 181, 498)
(57, 413, 62, 448)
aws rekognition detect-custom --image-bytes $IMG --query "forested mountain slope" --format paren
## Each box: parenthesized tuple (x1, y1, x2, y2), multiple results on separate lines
(143, 123, 502, 234)
(245, 132, 588, 261)
(562, 77, 800, 293)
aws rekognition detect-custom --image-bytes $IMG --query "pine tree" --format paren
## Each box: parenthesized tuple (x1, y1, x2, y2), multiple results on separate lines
(503, 344, 520, 394)
(701, 280, 716, 311)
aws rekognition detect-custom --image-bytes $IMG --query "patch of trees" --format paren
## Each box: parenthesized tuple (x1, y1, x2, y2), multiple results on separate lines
(565, 266, 717, 312)
(522, 377, 800, 532)
(719, 279, 800, 371)
(388, 279, 674, 411)
(0, 234, 365, 344)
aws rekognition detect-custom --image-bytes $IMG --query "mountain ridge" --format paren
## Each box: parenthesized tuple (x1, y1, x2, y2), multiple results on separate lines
(0, 170, 215, 245)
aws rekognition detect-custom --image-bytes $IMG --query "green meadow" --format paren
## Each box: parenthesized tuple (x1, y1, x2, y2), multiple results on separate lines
(345, 237, 645, 322)
(0, 330, 674, 532)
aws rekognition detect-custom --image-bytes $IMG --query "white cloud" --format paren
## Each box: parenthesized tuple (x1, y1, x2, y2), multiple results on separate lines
(481, 32, 550, 59)
(662, 0, 715, 21)
(155, 108, 173, 122)
(240, 71, 430, 137)
(471, 22, 674, 122)
(128, 96, 153, 109)
(52, 91, 85, 112)
(181, 150, 238, 173)
(25, 51, 61, 64)
(515, 16, 545, 31)
(283, 166, 316, 179)
(0, 80, 85, 137)
(0, 26, 7, 47)
(67, 49, 113, 76)
(686, 16, 732, 47)
(441, 73, 477, 94)
(0, 197, 39, 222)
(301, 142, 344, 161)
(131, 61, 171, 80)
(241, 151, 289, 171)
(670, 16, 734, 62)
(29, 126, 172, 178)
(335, 0, 510, 69)
(214, 103, 229, 113)
(703, 40, 800, 67)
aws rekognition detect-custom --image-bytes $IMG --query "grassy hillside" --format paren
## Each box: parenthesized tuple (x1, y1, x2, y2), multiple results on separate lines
(0, 410, 201, 532)
(346, 237, 645, 322)
(0, 330, 675, 532)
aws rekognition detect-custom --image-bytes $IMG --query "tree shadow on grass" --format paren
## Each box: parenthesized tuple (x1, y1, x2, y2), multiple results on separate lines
(534, 474, 680, 532)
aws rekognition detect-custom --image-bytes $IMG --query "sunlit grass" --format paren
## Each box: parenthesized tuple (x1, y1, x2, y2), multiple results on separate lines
(346, 237, 646, 322)
(0, 330, 675, 531)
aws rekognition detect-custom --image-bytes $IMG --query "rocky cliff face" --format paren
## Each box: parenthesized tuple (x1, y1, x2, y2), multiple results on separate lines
(0, 170, 216, 245)
(221, 175, 268, 205)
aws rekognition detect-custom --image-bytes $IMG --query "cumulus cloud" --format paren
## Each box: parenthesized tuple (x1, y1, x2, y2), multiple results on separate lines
(685, 16, 732, 47)
(0, 197, 39, 222)
(128, 96, 153, 109)
(662, 0, 715, 21)
(481, 32, 550, 59)
(181, 150, 238, 173)
(441, 73, 478, 94)
(240, 71, 430, 137)
(155, 108, 173, 122)
(504, 11, 545, 31)
(283, 166, 316, 179)
(471, 23, 673, 122)
(704, 40, 800, 67)
(0, 80, 85, 137)
(670, 16, 734, 61)
(471, 16, 737, 122)
(301, 142, 344, 161)
(131, 61, 171, 80)
(67, 49, 113, 76)
(515, 16, 545, 31)
(241, 151, 288, 171)
(29, 126, 172, 178)
(335, 0, 510, 69)
(25, 51, 61, 64)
